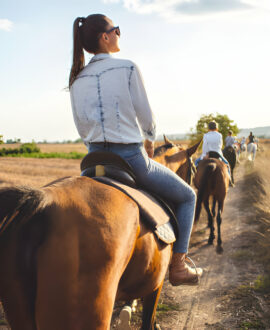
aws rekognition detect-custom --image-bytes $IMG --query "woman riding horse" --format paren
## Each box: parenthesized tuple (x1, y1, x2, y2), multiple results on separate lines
(195, 121, 230, 171)
(69, 14, 202, 286)
(225, 130, 236, 148)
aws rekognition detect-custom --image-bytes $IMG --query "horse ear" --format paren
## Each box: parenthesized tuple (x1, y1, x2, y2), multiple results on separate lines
(187, 139, 202, 157)
(163, 135, 173, 145)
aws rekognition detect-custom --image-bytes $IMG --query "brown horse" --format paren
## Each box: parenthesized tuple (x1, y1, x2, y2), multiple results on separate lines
(154, 136, 201, 185)
(223, 146, 237, 185)
(0, 140, 200, 330)
(193, 156, 230, 254)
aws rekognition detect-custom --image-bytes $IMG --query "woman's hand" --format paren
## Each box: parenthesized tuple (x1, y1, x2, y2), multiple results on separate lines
(144, 139, 154, 158)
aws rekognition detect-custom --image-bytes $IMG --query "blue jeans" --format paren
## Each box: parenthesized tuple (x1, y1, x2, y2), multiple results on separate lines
(88, 142, 196, 253)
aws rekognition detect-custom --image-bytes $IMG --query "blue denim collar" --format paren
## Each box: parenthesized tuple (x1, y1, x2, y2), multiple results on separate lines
(90, 53, 112, 63)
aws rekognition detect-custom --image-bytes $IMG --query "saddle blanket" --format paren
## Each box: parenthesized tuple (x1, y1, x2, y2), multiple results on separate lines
(93, 176, 177, 244)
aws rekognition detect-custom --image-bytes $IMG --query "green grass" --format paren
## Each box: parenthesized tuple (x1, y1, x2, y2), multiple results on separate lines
(230, 249, 253, 261)
(0, 142, 86, 159)
(240, 319, 265, 329)
(254, 275, 270, 292)
(157, 302, 180, 312)
(1, 151, 85, 159)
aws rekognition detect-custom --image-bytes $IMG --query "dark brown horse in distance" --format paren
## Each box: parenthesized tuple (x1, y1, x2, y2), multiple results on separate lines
(194, 156, 230, 253)
(0, 139, 200, 330)
(223, 146, 237, 185)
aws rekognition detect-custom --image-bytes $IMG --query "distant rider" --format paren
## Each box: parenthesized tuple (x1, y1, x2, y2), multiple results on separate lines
(195, 121, 230, 170)
(247, 132, 255, 144)
(225, 130, 236, 148)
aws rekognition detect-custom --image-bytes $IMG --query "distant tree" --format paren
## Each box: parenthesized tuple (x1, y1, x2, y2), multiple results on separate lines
(6, 138, 21, 144)
(0, 135, 3, 144)
(189, 113, 239, 146)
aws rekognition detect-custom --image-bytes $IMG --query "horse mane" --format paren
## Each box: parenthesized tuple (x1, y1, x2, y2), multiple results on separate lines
(0, 186, 45, 236)
(154, 143, 174, 157)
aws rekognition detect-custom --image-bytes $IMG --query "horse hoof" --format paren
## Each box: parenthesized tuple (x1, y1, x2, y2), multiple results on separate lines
(117, 306, 132, 330)
(208, 240, 213, 245)
(216, 246, 223, 254)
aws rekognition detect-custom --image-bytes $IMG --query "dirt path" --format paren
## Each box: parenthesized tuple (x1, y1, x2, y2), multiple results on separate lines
(152, 163, 268, 329)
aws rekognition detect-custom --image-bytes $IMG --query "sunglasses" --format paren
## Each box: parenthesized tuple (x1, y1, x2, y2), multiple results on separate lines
(105, 26, 120, 37)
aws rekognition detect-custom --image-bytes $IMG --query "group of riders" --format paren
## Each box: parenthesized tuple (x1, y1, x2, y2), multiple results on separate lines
(69, 14, 258, 288)
(194, 124, 257, 187)
(225, 130, 258, 153)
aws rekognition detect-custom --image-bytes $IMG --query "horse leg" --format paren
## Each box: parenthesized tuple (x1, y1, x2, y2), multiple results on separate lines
(117, 300, 138, 330)
(141, 284, 163, 330)
(203, 199, 212, 228)
(216, 202, 223, 254)
(253, 147, 256, 161)
(211, 198, 216, 218)
(203, 200, 215, 244)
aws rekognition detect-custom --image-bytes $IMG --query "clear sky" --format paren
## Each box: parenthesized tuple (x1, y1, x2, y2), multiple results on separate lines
(1, 0, 270, 142)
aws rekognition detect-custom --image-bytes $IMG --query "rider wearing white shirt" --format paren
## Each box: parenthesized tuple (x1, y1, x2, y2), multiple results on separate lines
(69, 14, 202, 286)
(202, 130, 223, 158)
(195, 121, 230, 172)
(240, 137, 246, 147)
(225, 130, 236, 148)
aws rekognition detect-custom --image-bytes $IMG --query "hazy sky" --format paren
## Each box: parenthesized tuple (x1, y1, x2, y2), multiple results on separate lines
(1, 0, 270, 142)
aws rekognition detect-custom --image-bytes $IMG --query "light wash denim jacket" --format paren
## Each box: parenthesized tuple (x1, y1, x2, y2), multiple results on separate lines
(70, 53, 156, 145)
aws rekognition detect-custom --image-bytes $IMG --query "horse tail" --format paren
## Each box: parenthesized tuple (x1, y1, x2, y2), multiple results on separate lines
(195, 162, 216, 222)
(0, 186, 45, 235)
(223, 146, 236, 170)
(0, 186, 50, 321)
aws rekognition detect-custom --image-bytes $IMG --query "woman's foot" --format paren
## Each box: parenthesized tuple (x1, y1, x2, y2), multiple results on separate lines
(169, 253, 203, 286)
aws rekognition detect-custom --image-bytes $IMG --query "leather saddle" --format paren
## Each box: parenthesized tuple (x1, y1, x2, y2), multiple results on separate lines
(80, 151, 178, 245)
(208, 151, 222, 160)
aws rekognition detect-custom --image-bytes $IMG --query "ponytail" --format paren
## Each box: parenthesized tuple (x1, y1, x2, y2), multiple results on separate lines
(69, 17, 85, 89)
(68, 14, 109, 89)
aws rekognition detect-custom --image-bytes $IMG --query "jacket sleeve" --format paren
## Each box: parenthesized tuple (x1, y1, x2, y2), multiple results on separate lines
(129, 63, 156, 141)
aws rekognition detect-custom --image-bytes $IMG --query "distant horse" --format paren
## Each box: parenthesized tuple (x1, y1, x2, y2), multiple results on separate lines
(194, 156, 230, 253)
(239, 143, 247, 160)
(154, 136, 201, 185)
(0, 140, 200, 330)
(247, 142, 257, 161)
(241, 143, 247, 152)
(223, 146, 237, 184)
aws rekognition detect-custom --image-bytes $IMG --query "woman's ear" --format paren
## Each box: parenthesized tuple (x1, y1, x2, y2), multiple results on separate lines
(100, 33, 108, 41)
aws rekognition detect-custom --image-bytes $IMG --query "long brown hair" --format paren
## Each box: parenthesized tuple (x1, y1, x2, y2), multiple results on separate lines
(69, 14, 109, 89)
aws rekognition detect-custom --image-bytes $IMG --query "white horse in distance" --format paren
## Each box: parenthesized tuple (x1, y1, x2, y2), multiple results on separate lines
(247, 143, 257, 161)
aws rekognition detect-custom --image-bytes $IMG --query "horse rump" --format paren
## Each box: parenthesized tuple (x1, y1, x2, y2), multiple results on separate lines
(194, 161, 217, 222)
(0, 186, 50, 328)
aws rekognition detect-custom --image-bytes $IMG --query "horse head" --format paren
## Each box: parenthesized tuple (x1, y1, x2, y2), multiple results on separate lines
(154, 136, 201, 185)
